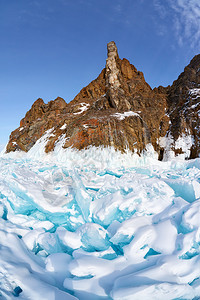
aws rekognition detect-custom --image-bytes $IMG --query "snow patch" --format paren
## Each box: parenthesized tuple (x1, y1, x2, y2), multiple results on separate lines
(73, 103, 90, 115)
(175, 134, 194, 158)
(158, 134, 175, 161)
(60, 124, 67, 130)
(189, 88, 200, 96)
(112, 111, 140, 120)
(158, 133, 194, 160)
(82, 124, 89, 129)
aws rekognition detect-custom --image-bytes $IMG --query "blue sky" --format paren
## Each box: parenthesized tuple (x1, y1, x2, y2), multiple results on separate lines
(0, 0, 200, 149)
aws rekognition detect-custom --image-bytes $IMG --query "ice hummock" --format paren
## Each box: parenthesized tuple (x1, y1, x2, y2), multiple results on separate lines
(1, 137, 200, 299)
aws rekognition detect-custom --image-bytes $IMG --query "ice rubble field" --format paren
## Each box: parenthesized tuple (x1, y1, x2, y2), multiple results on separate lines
(1, 146, 200, 299)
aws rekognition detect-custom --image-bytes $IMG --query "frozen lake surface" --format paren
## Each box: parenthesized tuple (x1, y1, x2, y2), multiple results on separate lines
(1, 147, 200, 299)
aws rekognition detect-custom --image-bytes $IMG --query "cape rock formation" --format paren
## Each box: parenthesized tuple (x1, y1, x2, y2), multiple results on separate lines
(6, 42, 200, 160)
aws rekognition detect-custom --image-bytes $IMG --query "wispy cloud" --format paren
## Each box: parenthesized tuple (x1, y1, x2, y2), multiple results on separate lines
(170, 0, 200, 47)
(153, 0, 200, 48)
(153, 0, 167, 19)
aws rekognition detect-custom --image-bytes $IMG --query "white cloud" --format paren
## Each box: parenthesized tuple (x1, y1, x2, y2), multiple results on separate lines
(171, 0, 200, 47)
(154, 0, 200, 48)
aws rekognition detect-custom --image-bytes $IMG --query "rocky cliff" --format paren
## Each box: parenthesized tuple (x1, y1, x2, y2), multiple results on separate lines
(6, 42, 200, 160)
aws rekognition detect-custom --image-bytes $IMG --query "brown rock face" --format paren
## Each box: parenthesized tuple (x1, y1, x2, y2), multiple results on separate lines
(173, 56, 200, 158)
(6, 42, 200, 159)
(157, 54, 200, 158)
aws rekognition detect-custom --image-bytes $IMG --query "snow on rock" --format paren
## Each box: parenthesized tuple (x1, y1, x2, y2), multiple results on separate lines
(158, 133, 194, 160)
(60, 124, 67, 130)
(158, 134, 175, 160)
(189, 88, 200, 97)
(175, 134, 194, 158)
(73, 103, 90, 115)
(112, 111, 140, 120)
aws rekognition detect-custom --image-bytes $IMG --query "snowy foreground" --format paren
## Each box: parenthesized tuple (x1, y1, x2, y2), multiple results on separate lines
(1, 145, 200, 299)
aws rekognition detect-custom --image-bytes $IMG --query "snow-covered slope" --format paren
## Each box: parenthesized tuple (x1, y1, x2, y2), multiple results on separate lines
(1, 143, 200, 299)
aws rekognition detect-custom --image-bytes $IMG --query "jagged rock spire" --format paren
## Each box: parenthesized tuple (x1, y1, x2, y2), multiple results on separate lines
(105, 41, 131, 110)
(106, 41, 120, 89)
(105, 41, 121, 109)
